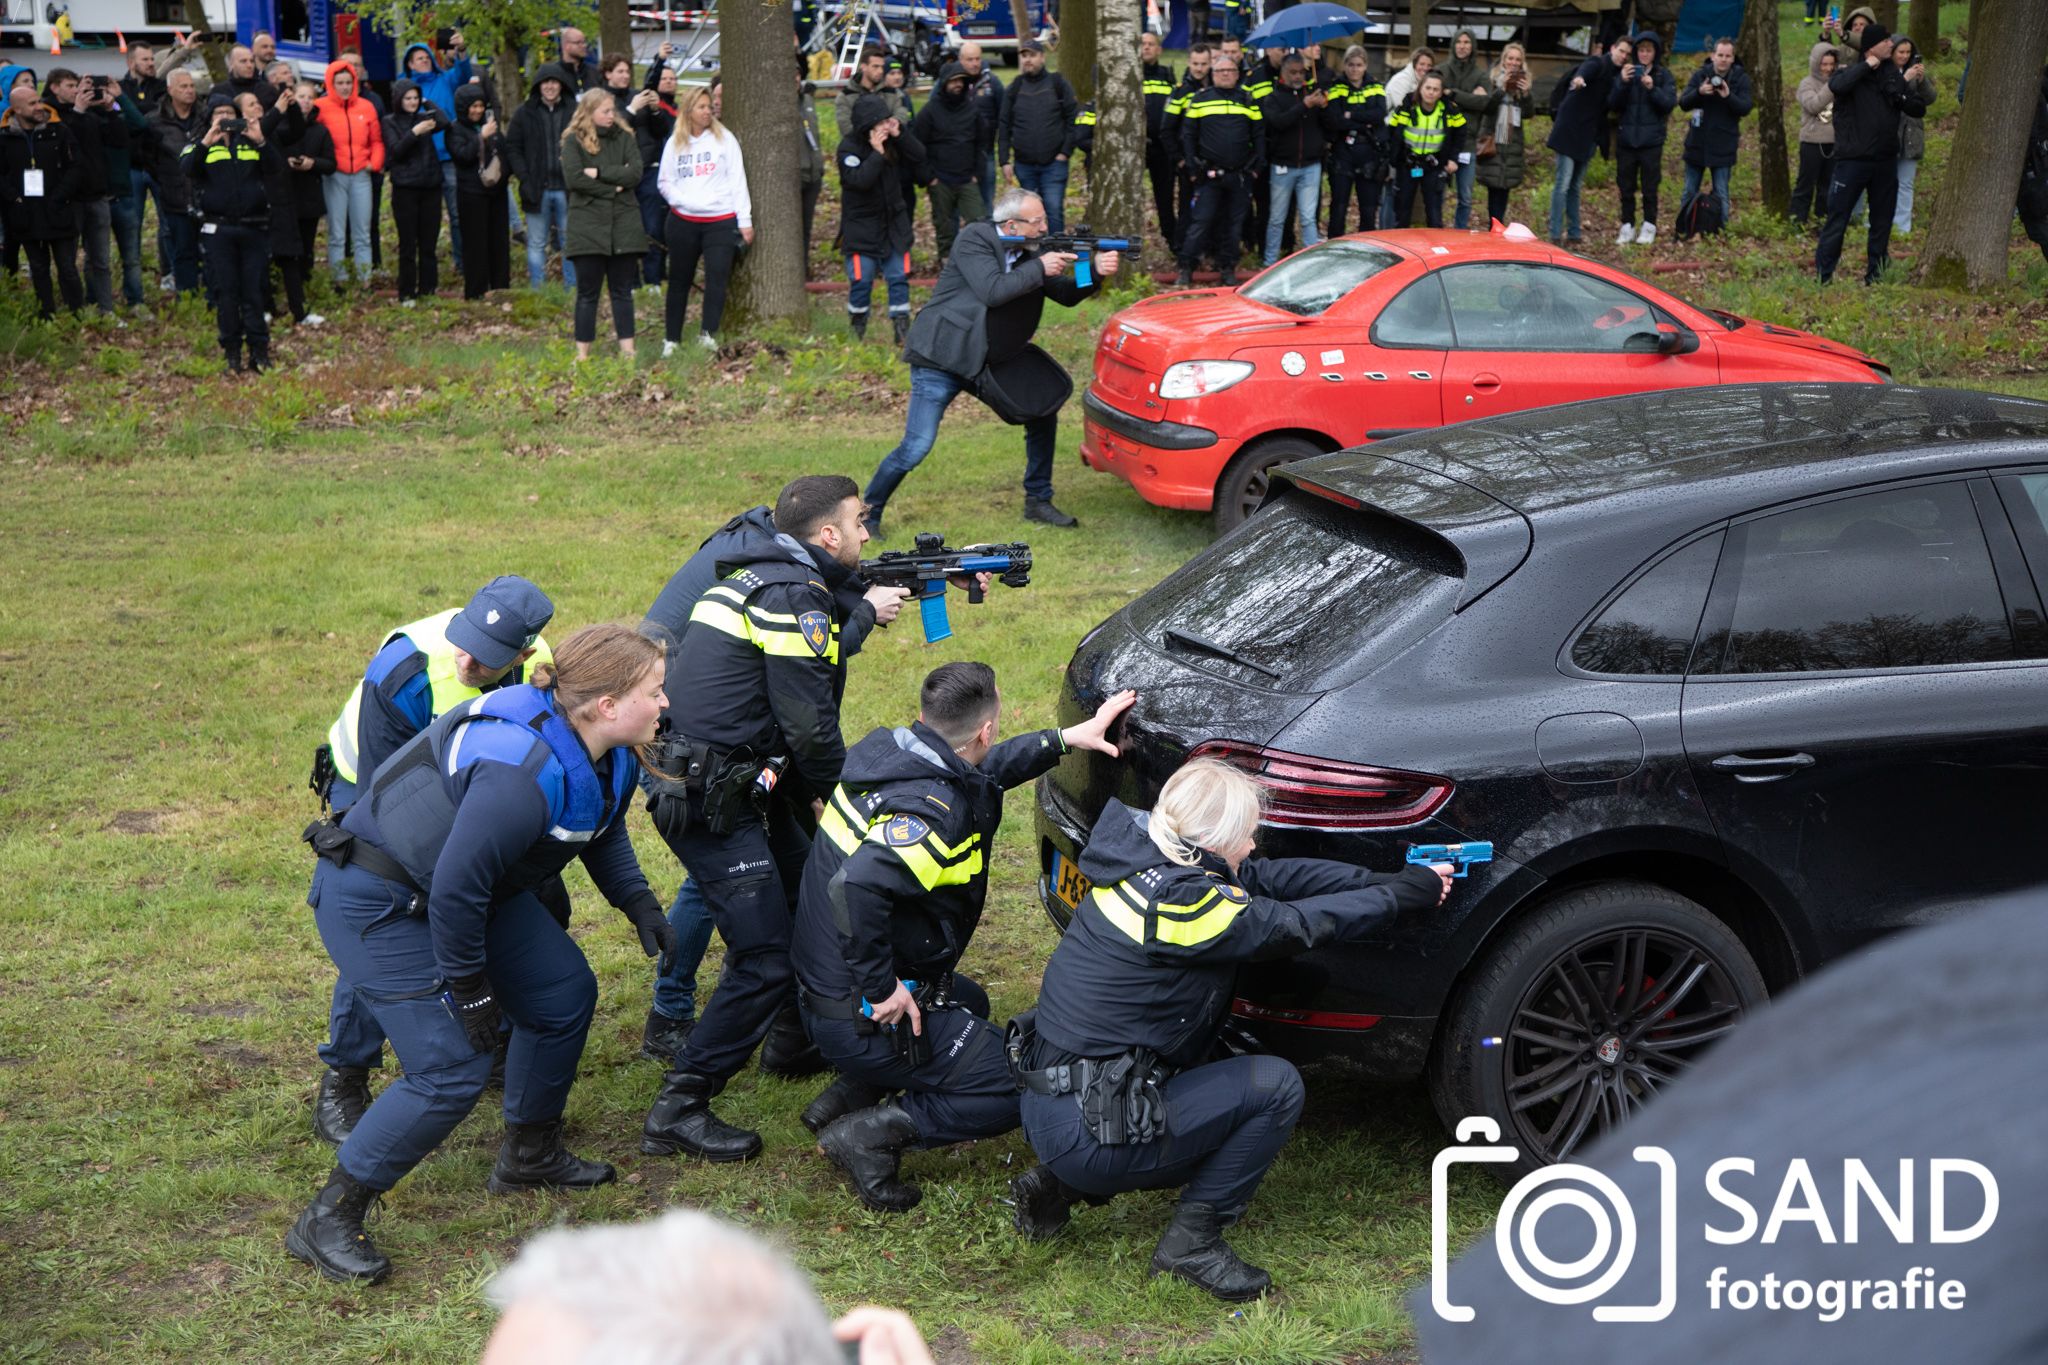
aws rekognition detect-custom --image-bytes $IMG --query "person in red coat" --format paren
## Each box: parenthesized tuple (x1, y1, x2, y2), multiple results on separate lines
(314, 58, 383, 282)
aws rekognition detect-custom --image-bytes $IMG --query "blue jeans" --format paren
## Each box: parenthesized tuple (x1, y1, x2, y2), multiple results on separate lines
(1549, 152, 1588, 240)
(1454, 156, 1477, 229)
(1894, 157, 1919, 232)
(1264, 163, 1321, 265)
(1013, 159, 1070, 233)
(651, 877, 717, 1020)
(866, 364, 1057, 510)
(844, 249, 910, 318)
(1682, 162, 1732, 227)
(108, 190, 144, 306)
(440, 158, 463, 271)
(324, 170, 374, 280)
(526, 189, 574, 287)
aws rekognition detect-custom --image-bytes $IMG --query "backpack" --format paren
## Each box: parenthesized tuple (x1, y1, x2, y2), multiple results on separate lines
(1674, 189, 1724, 240)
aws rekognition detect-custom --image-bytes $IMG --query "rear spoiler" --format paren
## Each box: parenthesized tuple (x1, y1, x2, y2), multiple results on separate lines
(1273, 455, 1532, 610)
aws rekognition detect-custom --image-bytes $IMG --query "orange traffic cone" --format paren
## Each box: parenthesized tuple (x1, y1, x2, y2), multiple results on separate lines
(117, 28, 129, 54)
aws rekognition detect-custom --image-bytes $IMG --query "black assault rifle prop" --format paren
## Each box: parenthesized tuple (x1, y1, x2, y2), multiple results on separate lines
(995, 223, 1142, 289)
(859, 534, 1032, 644)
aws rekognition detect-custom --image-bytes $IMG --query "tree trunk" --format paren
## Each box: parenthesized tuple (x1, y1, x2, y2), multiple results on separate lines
(1063, 0, 1098, 103)
(180, 0, 228, 83)
(1409, 0, 1432, 48)
(599, 0, 635, 69)
(495, 46, 528, 112)
(1872, 0, 1899, 29)
(1906, 0, 1938, 57)
(1093, 0, 1146, 248)
(1011, 0, 1037, 53)
(1740, 0, 1789, 215)
(1915, 0, 2048, 287)
(724, 0, 808, 325)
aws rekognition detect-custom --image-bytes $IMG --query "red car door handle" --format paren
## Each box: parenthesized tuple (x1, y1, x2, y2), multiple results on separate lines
(1470, 373, 1502, 391)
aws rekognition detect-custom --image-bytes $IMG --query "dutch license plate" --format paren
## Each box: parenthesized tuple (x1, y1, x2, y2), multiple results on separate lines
(966, 25, 997, 34)
(1049, 848, 1091, 913)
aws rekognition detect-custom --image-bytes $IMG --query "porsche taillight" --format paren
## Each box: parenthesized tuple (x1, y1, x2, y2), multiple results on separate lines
(1190, 740, 1453, 831)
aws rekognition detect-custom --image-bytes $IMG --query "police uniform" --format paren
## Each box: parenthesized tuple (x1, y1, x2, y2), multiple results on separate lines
(1070, 102, 1096, 167)
(1388, 94, 1466, 228)
(640, 523, 874, 1162)
(1324, 75, 1389, 234)
(1161, 70, 1206, 251)
(1141, 61, 1177, 242)
(1178, 83, 1263, 278)
(1010, 797, 1442, 1300)
(790, 720, 1068, 1210)
(289, 683, 671, 1283)
(1240, 62, 1279, 257)
(181, 96, 276, 371)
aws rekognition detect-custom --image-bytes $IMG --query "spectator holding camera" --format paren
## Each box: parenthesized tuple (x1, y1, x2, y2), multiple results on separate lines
(1474, 42, 1531, 227)
(1678, 38, 1753, 229)
(1792, 43, 1837, 225)
(1890, 37, 1936, 234)
(635, 48, 679, 287)
(383, 80, 448, 303)
(1816, 21, 1928, 285)
(183, 93, 277, 372)
(447, 83, 510, 298)
(54, 70, 146, 315)
(1, 80, 84, 319)
(1608, 31, 1675, 246)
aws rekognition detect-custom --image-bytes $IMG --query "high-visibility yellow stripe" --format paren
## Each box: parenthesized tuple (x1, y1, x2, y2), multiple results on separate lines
(1186, 99, 1262, 120)
(689, 596, 839, 663)
(819, 800, 861, 854)
(883, 829, 984, 891)
(688, 598, 751, 640)
(1089, 885, 1147, 944)
(1154, 896, 1244, 946)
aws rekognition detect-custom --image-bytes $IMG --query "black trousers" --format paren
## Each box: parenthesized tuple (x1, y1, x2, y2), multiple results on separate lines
(802, 975, 1019, 1145)
(570, 253, 638, 342)
(391, 184, 441, 299)
(457, 188, 510, 298)
(665, 213, 740, 341)
(22, 236, 84, 318)
(1615, 143, 1661, 225)
(1327, 146, 1380, 236)
(1817, 156, 1899, 284)
(1394, 167, 1445, 228)
(202, 223, 270, 360)
(1020, 1054, 1305, 1214)
(1791, 141, 1831, 223)
(1145, 139, 1177, 244)
(800, 177, 822, 274)
(1485, 184, 1512, 226)
(271, 252, 306, 322)
(298, 215, 320, 263)
(1180, 169, 1251, 269)
(1174, 164, 1200, 252)
(653, 789, 815, 1083)
(1244, 159, 1270, 254)
(2022, 179, 2048, 264)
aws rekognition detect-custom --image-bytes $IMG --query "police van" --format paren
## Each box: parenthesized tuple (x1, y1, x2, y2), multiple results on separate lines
(943, 0, 1051, 64)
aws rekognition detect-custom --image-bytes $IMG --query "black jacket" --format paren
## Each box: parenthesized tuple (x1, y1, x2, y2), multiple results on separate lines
(445, 84, 503, 195)
(150, 94, 207, 214)
(903, 219, 1096, 380)
(383, 83, 450, 190)
(0, 112, 80, 240)
(1032, 798, 1442, 1069)
(1679, 60, 1755, 168)
(47, 103, 109, 199)
(506, 64, 574, 208)
(181, 130, 274, 225)
(1545, 55, 1615, 164)
(1160, 71, 1204, 165)
(1180, 84, 1264, 175)
(1323, 77, 1389, 163)
(910, 81, 988, 187)
(791, 720, 1066, 1002)
(280, 117, 335, 220)
(1143, 61, 1176, 140)
(998, 67, 1077, 166)
(836, 94, 924, 258)
(1828, 51, 1930, 162)
(1608, 38, 1678, 149)
(1262, 83, 1326, 167)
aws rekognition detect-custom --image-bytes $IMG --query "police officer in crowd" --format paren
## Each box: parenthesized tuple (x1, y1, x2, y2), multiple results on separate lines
(1324, 45, 1389, 235)
(183, 91, 278, 371)
(1139, 32, 1177, 245)
(1008, 759, 1453, 1301)
(639, 476, 910, 1162)
(792, 664, 1134, 1211)
(1175, 53, 1262, 288)
(290, 625, 680, 1284)
(306, 577, 555, 1148)
(1161, 43, 1213, 253)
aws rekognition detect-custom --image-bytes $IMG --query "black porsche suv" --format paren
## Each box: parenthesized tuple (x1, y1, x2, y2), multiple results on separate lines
(1036, 384, 2048, 1173)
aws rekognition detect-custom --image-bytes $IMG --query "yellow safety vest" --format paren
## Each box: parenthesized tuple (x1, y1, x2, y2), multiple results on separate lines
(1389, 101, 1464, 159)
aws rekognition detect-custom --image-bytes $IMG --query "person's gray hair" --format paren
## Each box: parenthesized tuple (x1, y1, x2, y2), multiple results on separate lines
(264, 60, 294, 80)
(485, 1210, 842, 1365)
(992, 187, 1042, 224)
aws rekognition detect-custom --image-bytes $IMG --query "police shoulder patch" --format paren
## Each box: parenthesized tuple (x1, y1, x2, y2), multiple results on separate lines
(1221, 883, 1250, 903)
(881, 813, 930, 847)
(797, 610, 832, 656)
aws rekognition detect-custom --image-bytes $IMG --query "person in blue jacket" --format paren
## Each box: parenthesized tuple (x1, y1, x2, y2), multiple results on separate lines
(288, 623, 679, 1284)
(401, 31, 474, 272)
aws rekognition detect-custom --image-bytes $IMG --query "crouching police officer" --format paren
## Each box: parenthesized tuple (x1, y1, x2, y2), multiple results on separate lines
(1009, 758, 1452, 1301)
(791, 664, 1134, 1211)
(289, 625, 678, 1284)
(306, 576, 554, 1147)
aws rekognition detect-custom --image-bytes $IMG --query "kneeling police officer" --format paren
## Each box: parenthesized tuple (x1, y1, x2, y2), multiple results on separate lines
(790, 663, 1133, 1211)
(1010, 758, 1452, 1301)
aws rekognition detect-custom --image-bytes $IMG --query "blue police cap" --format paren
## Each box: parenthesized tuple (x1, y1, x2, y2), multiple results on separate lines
(447, 575, 554, 670)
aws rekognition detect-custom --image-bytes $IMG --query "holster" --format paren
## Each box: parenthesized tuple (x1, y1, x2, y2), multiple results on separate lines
(301, 817, 425, 911)
(1079, 1048, 1170, 1146)
(649, 733, 763, 837)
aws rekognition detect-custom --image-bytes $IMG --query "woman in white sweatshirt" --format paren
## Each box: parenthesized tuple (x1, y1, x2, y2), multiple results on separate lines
(658, 86, 753, 355)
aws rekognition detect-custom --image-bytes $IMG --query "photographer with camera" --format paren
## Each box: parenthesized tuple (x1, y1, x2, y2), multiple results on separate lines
(383, 80, 450, 303)
(54, 69, 147, 316)
(183, 92, 277, 371)
(1816, 21, 1929, 285)
(1678, 38, 1753, 231)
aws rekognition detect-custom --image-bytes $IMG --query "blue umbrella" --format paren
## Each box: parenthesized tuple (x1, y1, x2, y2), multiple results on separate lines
(1243, 2, 1369, 50)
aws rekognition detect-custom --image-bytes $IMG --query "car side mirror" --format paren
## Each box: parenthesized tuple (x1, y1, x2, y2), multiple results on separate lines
(1625, 328, 1686, 355)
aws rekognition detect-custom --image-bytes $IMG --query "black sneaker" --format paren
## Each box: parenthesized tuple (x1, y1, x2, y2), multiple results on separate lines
(1024, 498, 1079, 528)
(641, 1008, 696, 1065)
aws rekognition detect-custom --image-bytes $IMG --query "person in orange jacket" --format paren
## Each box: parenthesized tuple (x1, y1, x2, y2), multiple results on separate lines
(315, 58, 383, 282)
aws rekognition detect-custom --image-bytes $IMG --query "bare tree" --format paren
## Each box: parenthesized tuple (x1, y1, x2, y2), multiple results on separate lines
(725, 0, 808, 324)
(178, 0, 228, 83)
(1906, 0, 1938, 60)
(1914, 0, 2048, 287)
(1739, 0, 1790, 215)
(1092, 0, 1146, 243)
(599, 0, 635, 68)
(1063, 0, 1098, 102)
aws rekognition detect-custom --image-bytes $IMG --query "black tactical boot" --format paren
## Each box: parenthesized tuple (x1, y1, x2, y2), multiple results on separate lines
(641, 1008, 695, 1065)
(758, 1005, 828, 1078)
(817, 1103, 923, 1212)
(312, 1066, 372, 1146)
(1149, 1202, 1271, 1302)
(1218, 265, 1239, 288)
(487, 1118, 617, 1193)
(641, 1070, 763, 1162)
(1024, 498, 1079, 528)
(849, 312, 868, 340)
(891, 314, 910, 349)
(1172, 268, 1193, 288)
(248, 346, 270, 374)
(284, 1165, 392, 1284)
(800, 1074, 888, 1136)
(1009, 1163, 1085, 1241)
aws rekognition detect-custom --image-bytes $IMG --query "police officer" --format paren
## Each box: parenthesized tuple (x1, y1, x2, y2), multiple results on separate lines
(635, 482, 883, 1068)
(1175, 53, 1262, 288)
(1009, 759, 1452, 1301)
(791, 665, 1133, 1211)
(1139, 32, 1177, 244)
(289, 625, 679, 1284)
(307, 576, 555, 1148)
(1161, 43, 1213, 253)
(639, 475, 909, 1163)
(1324, 45, 1389, 235)
(182, 92, 276, 372)
(1388, 72, 1466, 228)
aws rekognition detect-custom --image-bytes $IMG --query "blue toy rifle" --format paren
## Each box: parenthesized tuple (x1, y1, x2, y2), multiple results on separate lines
(1406, 842, 1494, 878)
(995, 223, 1141, 288)
(858, 534, 1033, 644)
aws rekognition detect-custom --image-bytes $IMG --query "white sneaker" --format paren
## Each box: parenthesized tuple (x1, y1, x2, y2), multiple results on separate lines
(1636, 221, 1657, 245)
(302, 313, 326, 327)
(401, 298, 416, 309)
(697, 332, 717, 350)
(1616, 222, 1636, 246)
(264, 313, 273, 324)
(662, 339, 678, 358)
(159, 273, 174, 293)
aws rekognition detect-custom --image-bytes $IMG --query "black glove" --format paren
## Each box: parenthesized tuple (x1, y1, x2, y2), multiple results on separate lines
(622, 893, 678, 972)
(441, 972, 500, 1054)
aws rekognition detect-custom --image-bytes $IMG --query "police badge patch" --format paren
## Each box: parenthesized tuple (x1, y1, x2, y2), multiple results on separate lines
(798, 610, 831, 656)
(882, 814, 929, 847)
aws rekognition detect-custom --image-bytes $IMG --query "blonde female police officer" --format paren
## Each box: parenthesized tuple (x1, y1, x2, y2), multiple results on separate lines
(1009, 758, 1453, 1301)
(290, 624, 678, 1284)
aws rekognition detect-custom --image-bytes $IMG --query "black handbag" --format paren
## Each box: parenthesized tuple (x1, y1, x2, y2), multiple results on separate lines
(971, 343, 1073, 426)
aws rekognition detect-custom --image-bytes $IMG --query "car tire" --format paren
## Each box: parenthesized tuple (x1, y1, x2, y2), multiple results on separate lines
(1427, 880, 1769, 1182)
(1213, 435, 1323, 535)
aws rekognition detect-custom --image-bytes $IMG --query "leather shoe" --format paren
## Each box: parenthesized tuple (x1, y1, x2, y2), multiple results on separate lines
(1024, 498, 1078, 528)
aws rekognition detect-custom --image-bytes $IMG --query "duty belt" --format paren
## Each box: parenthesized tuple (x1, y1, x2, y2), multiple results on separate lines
(301, 817, 424, 905)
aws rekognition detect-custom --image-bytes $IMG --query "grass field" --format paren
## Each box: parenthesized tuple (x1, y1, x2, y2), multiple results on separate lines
(2, 5, 2045, 1361)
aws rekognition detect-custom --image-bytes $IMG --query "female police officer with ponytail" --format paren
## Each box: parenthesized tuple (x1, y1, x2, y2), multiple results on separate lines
(289, 623, 679, 1284)
(1008, 758, 1453, 1302)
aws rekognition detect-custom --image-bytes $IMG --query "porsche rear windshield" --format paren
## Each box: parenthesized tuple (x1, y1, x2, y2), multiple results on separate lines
(1121, 487, 1464, 691)
(1239, 242, 1404, 317)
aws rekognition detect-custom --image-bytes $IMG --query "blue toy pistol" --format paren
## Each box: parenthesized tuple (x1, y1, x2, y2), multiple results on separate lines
(859, 534, 1032, 644)
(1407, 842, 1494, 878)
